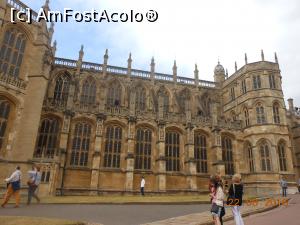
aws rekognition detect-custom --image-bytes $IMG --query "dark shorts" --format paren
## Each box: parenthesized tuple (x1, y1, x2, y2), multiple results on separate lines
(211, 203, 223, 217)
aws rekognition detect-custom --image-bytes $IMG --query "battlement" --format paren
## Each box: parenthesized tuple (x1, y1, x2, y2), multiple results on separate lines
(54, 57, 217, 88)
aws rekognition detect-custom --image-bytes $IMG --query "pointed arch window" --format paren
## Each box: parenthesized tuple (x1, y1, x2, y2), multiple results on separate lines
(135, 86, 146, 111)
(70, 122, 91, 166)
(80, 78, 96, 106)
(104, 125, 122, 168)
(278, 142, 287, 171)
(0, 28, 26, 77)
(107, 82, 121, 107)
(163, 93, 169, 114)
(222, 136, 234, 175)
(178, 89, 190, 112)
(260, 141, 271, 171)
(158, 90, 169, 115)
(0, 98, 11, 149)
(244, 108, 250, 127)
(269, 74, 276, 89)
(256, 103, 266, 124)
(246, 143, 254, 172)
(253, 75, 261, 89)
(53, 73, 71, 107)
(34, 118, 60, 158)
(135, 128, 152, 170)
(194, 134, 207, 173)
(165, 131, 180, 172)
(273, 103, 280, 124)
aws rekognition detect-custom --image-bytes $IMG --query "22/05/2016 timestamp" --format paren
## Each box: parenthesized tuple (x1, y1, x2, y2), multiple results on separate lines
(226, 198, 289, 207)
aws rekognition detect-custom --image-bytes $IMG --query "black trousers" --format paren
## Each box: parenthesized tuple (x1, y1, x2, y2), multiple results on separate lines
(27, 185, 40, 204)
(282, 187, 287, 197)
(141, 187, 145, 196)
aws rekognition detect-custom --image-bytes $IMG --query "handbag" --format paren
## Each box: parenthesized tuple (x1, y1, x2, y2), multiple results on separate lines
(211, 203, 219, 214)
(226, 184, 236, 206)
(27, 172, 37, 187)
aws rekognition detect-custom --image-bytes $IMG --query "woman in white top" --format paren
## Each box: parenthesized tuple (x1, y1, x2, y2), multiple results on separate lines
(211, 175, 225, 225)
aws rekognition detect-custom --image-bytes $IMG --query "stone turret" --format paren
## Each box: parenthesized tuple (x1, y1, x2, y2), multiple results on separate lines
(103, 49, 108, 76)
(52, 40, 57, 56)
(48, 22, 54, 44)
(76, 45, 84, 74)
(150, 57, 155, 83)
(173, 60, 177, 84)
(214, 61, 225, 85)
(127, 53, 132, 79)
(288, 98, 294, 112)
(261, 49, 265, 61)
(275, 52, 278, 64)
(194, 64, 199, 86)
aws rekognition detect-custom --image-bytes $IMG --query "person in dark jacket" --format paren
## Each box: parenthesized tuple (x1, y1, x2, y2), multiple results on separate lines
(228, 174, 244, 225)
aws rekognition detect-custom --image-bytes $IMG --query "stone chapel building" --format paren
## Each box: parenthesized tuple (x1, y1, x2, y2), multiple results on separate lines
(0, 0, 300, 196)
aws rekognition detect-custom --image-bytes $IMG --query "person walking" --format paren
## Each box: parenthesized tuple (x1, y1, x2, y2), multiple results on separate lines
(27, 165, 41, 205)
(279, 176, 287, 197)
(298, 178, 300, 193)
(227, 174, 244, 225)
(140, 176, 145, 196)
(210, 175, 225, 225)
(1, 166, 22, 208)
(209, 176, 225, 225)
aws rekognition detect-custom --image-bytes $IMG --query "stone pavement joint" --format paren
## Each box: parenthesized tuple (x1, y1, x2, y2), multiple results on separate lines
(141, 198, 284, 225)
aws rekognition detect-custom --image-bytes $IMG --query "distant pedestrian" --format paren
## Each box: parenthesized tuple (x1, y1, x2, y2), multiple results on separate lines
(298, 178, 300, 193)
(140, 176, 145, 196)
(1, 166, 22, 208)
(279, 177, 287, 197)
(227, 174, 244, 225)
(210, 174, 225, 225)
(27, 165, 41, 205)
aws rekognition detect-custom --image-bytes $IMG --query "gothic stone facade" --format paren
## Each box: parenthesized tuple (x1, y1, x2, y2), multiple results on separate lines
(0, 0, 300, 197)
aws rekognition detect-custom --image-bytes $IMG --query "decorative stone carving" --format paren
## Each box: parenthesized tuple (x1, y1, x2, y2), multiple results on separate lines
(159, 125, 165, 142)
(128, 122, 135, 139)
(42, 49, 52, 71)
(96, 119, 104, 136)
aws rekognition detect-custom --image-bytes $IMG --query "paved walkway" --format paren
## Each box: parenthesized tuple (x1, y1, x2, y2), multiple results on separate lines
(0, 203, 210, 225)
(225, 194, 300, 225)
(142, 196, 289, 225)
(1, 195, 298, 225)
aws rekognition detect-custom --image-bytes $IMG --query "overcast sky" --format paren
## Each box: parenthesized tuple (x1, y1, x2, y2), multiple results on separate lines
(23, 0, 300, 106)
